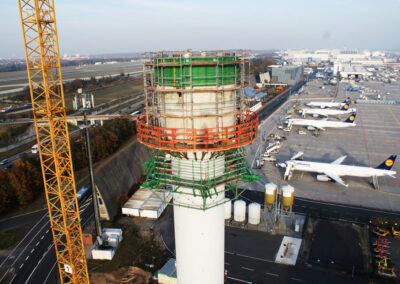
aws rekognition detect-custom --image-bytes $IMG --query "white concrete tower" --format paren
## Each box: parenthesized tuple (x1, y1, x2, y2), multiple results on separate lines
(137, 50, 259, 284)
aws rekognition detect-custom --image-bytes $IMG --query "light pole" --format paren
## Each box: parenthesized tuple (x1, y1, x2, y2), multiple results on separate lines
(73, 88, 102, 237)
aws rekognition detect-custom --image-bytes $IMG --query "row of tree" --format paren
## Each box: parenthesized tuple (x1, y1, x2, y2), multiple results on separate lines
(70, 118, 135, 171)
(0, 155, 43, 215)
(0, 118, 136, 216)
(251, 55, 276, 83)
(0, 123, 31, 148)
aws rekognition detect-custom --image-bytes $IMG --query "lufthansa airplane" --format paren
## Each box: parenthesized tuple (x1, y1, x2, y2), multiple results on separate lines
(283, 153, 397, 187)
(305, 97, 350, 109)
(300, 103, 357, 118)
(284, 114, 356, 131)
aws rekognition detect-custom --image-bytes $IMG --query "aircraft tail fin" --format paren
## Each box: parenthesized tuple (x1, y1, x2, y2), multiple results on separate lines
(376, 155, 397, 170)
(340, 103, 350, 111)
(343, 97, 350, 104)
(344, 113, 356, 123)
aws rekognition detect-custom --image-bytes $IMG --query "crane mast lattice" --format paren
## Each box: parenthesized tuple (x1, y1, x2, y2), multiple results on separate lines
(18, 0, 89, 282)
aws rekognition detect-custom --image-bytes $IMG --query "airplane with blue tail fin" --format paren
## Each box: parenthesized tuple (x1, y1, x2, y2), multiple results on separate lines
(283, 153, 397, 188)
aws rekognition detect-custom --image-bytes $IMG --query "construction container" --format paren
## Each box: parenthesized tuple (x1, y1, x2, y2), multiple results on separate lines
(281, 185, 295, 211)
(248, 203, 261, 225)
(233, 200, 246, 222)
(264, 183, 277, 209)
(91, 247, 115, 260)
(224, 198, 232, 220)
(82, 228, 95, 245)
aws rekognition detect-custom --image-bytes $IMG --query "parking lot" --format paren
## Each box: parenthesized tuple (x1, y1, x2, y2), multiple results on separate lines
(246, 79, 400, 212)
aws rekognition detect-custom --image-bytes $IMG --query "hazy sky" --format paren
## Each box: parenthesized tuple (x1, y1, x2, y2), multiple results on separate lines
(1, 0, 399, 58)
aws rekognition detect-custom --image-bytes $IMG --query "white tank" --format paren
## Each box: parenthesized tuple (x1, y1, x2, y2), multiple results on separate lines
(224, 198, 232, 220)
(233, 200, 246, 222)
(264, 183, 277, 209)
(281, 184, 295, 211)
(248, 203, 261, 225)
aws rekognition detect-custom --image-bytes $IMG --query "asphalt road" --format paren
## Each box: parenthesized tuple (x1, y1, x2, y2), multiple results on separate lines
(158, 207, 368, 284)
(0, 197, 94, 284)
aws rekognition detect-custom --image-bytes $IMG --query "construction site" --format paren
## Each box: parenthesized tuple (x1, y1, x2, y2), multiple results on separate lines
(1, 1, 400, 284)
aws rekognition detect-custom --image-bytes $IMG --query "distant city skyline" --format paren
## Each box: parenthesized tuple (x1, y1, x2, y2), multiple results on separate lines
(1, 0, 399, 59)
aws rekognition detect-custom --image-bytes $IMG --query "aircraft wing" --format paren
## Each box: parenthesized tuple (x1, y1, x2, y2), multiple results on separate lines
(324, 171, 348, 187)
(311, 125, 325, 131)
(331, 155, 347, 165)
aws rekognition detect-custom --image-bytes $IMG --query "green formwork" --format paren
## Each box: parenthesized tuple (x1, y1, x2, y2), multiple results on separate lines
(141, 148, 259, 210)
(153, 56, 239, 87)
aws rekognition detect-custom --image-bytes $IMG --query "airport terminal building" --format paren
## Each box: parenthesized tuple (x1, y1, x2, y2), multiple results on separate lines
(266, 65, 304, 85)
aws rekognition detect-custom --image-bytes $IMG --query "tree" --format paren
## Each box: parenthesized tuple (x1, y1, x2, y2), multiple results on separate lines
(0, 171, 16, 215)
(8, 159, 43, 207)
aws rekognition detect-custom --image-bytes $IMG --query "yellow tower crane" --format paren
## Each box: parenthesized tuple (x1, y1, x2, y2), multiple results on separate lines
(17, 0, 89, 283)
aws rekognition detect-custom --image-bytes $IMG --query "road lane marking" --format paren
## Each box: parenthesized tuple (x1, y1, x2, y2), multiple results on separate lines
(265, 272, 279, 277)
(225, 262, 230, 266)
(225, 251, 274, 263)
(25, 255, 29, 261)
(10, 219, 50, 267)
(45, 230, 49, 234)
(30, 248, 34, 253)
(241, 266, 254, 271)
(40, 236, 44, 240)
(290, 277, 304, 282)
(226, 276, 252, 284)
(19, 264, 23, 269)
(25, 243, 54, 284)
(0, 212, 47, 270)
(43, 261, 58, 284)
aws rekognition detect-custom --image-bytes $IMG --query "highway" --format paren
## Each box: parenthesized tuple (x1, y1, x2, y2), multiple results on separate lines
(0, 197, 94, 284)
(0, 96, 144, 171)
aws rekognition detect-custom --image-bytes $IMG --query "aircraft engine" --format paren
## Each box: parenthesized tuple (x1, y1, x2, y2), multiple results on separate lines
(307, 126, 316, 131)
(316, 175, 330, 182)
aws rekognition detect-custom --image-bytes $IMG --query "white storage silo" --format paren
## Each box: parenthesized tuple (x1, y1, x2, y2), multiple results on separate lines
(248, 203, 261, 225)
(224, 198, 232, 220)
(233, 200, 246, 222)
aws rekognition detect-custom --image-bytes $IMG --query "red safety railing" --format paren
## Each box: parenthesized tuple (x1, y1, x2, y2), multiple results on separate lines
(137, 111, 258, 152)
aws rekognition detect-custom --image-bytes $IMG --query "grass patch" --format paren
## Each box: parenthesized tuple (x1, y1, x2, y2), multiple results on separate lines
(64, 78, 143, 111)
(0, 194, 47, 221)
(0, 229, 24, 249)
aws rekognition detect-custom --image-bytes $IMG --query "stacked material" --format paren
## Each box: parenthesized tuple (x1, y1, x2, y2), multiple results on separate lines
(122, 187, 172, 219)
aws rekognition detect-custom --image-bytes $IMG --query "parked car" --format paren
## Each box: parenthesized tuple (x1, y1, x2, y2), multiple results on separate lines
(0, 159, 9, 165)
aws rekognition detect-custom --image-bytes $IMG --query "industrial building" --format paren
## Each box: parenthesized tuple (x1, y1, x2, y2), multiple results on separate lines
(264, 65, 304, 85)
(333, 63, 373, 79)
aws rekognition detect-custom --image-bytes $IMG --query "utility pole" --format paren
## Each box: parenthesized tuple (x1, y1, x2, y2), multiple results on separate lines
(74, 89, 102, 237)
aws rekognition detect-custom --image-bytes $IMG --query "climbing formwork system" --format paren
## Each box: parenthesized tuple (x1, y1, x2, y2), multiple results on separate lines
(138, 50, 258, 284)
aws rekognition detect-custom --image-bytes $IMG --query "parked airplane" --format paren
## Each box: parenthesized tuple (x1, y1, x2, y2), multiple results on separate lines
(305, 97, 350, 109)
(284, 114, 356, 131)
(300, 103, 357, 118)
(283, 153, 397, 187)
